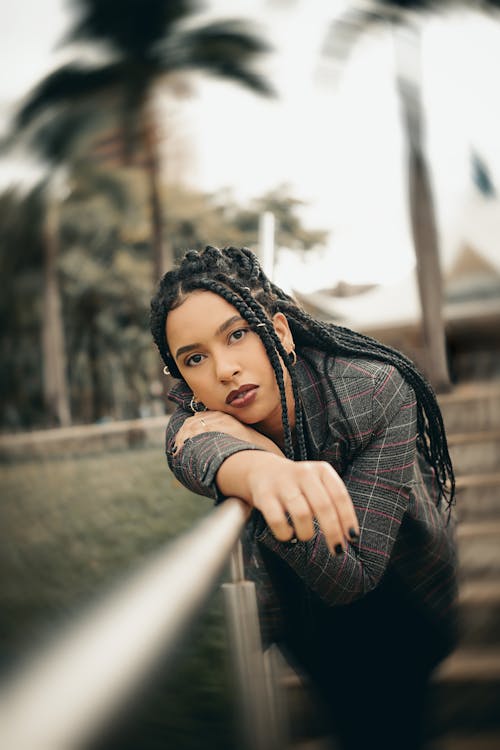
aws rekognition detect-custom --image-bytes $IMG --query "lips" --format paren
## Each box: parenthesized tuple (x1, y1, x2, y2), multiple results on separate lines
(226, 384, 259, 405)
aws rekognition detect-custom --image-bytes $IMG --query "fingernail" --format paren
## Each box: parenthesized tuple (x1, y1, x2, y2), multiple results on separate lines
(334, 543, 344, 555)
(349, 527, 359, 541)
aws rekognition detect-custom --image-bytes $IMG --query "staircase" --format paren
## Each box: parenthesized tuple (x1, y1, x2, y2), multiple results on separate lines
(280, 380, 500, 750)
(425, 381, 500, 749)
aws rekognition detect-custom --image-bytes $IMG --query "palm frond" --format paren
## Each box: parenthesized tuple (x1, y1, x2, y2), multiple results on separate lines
(21, 106, 111, 165)
(160, 20, 275, 96)
(64, 0, 198, 56)
(321, 0, 443, 64)
(15, 64, 122, 130)
(181, 20, 273, 56)
(376, 0, 435, 9)
(321, 7, 388, 65)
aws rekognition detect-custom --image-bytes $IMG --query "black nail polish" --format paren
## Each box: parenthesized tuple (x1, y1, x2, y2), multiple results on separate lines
(335, 543, 344, 555)
(349, 527, 359, 541)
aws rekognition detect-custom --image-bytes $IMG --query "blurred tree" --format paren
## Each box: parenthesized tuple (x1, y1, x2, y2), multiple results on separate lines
(162, 183, 329, 260)
(231, 184, 329, 251)
(0, 187, 45, 429)
(61, 241, 153, 423)
(12, 0, 274, 282)
(2, 104, 132, 426)
(320, 0, 457, 390)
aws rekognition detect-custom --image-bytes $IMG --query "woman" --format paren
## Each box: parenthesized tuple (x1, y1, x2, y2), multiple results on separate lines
(150, 245, 458, 750)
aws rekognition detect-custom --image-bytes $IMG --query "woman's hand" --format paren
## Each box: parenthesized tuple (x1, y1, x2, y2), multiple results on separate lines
(173, 411, 284, 456)
(175, 412, 359, 553)
(217, 451, 359, 555)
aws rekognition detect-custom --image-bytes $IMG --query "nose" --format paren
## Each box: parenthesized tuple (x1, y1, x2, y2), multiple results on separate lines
(213, 351, 240, 382)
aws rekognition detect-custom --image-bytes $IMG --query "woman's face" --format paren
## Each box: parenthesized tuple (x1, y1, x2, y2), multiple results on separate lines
(165, 291, 294, 435)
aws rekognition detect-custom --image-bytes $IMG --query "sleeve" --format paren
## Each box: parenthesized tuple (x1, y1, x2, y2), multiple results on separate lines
(165, 406, 268, 503)
(254, 365, 418, 605)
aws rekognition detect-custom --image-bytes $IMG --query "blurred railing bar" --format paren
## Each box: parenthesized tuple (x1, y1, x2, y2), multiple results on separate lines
(0, 497, 281, 750)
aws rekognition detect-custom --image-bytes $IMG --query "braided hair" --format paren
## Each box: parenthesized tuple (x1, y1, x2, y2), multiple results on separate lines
(150, 245, 455, 512)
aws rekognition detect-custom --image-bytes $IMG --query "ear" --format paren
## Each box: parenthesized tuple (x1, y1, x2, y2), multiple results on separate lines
(272, 312, 294, 352)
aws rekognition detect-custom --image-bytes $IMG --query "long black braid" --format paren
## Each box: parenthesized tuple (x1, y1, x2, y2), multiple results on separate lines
(150, 245, 455, 511)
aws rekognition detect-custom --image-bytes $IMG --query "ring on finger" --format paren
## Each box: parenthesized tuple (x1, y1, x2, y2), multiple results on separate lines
(200, 418, 207, 427)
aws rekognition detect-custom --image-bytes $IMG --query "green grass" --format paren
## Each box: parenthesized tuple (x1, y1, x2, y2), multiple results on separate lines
(0, 447, 238, 749)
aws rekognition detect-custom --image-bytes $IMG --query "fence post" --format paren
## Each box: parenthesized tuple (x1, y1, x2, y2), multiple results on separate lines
(222, 540, 288, 750)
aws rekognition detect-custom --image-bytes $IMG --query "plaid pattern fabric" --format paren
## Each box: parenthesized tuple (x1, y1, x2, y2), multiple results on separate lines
(166, 347, 458, 645)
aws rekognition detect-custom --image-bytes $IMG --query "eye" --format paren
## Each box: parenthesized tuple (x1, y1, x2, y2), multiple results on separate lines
(229, 328, 249, 343)
(185, 353, 205, 367)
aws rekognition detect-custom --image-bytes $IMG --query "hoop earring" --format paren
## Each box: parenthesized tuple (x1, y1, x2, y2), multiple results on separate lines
(289, 349, 297, 366)
(163, 365, 171, 376)
(189, 396, 206, 414)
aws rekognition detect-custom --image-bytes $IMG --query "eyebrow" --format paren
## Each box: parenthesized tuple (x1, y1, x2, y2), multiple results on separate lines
(174, 315, 245, 360)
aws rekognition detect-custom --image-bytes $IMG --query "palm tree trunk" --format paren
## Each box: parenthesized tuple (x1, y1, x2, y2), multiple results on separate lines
(407, 144, 450, 391)
(42, 185, 71, 426)
(143, 113, 175, 408)
(394, 23, 450, 392)
(143, 117, 173, 281)
(87, 311, 105, 422)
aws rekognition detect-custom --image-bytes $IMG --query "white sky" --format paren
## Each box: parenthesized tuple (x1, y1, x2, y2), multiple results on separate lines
(1, 0, 500, 290)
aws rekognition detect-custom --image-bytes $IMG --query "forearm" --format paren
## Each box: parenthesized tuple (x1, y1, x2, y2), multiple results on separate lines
(168, 406, 358, 550)
(166, 406, 282, 501)
(215, 450, 288, 504)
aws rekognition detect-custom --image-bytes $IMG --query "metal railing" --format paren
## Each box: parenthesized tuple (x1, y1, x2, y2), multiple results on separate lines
(0, 498, 287, 750)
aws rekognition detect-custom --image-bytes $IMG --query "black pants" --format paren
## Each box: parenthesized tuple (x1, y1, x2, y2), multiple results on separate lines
(261, 548, 451, 750)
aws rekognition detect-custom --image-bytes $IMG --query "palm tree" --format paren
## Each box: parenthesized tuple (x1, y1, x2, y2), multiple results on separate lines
(13, 0, 273, 281)
(318, 0, 456, 390)
(320, 0, 500, 390)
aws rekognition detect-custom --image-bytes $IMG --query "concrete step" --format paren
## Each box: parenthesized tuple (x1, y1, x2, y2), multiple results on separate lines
(425, 733, 500, 750)
(458, 580, 500, 647)
(455, 473, 500, 522)
(289, 741, 332, 750)
(448, 429, 500, 475)
(282, 647, 500, 743)
(291, 734, 500, 750)
(439, 381, 500, 434)
(427, 647, 500, 734)
(295, 734, 500, 750)
(457, 521, 500, 579)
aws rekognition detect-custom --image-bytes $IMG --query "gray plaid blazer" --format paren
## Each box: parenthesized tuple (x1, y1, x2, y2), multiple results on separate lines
(166, 347, 458, 647)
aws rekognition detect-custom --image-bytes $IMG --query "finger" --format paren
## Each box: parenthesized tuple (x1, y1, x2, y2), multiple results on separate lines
(284, 493, 315, 541)
(318, 462, 360, 543)
(254, 497, 296, 542)
(298, 474, 344, 554)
